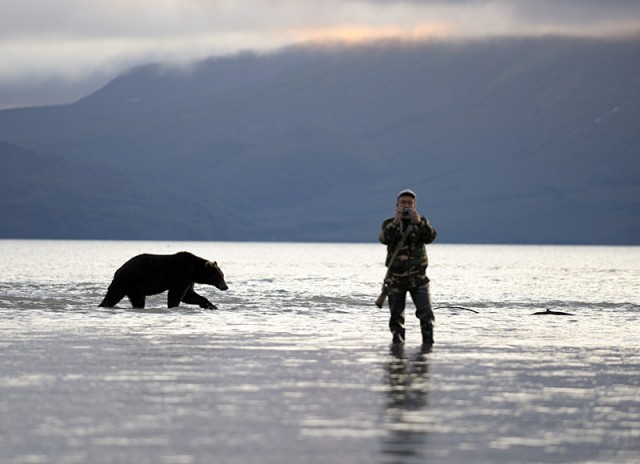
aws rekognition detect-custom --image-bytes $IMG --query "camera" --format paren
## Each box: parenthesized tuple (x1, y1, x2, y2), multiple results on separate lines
(402, 207, 411, 219)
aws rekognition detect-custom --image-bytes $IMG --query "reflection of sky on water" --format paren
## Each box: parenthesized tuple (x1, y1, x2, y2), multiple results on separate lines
(0, 240, 638, 463)
(382, 344, 432, 463)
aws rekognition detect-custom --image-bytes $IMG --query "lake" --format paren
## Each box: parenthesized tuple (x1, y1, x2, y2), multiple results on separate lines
(1, 240, 639, 463)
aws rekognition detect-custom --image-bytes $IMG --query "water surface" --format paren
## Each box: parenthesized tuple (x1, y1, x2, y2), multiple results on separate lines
(1, 241, 638, 463)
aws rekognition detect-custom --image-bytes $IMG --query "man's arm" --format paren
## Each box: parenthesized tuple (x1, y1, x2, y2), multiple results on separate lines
(416, 217, 437, 244)
(378, 218, 401, 245)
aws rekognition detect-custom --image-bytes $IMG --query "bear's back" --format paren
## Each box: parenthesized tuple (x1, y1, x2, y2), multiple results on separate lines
(114, 252, 199, 281)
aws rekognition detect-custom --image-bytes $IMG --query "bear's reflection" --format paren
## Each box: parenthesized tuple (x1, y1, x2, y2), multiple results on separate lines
(382, 344, 432, 461)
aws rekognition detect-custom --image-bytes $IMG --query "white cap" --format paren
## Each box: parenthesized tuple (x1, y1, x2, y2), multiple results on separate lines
(397, 189, 416, 199)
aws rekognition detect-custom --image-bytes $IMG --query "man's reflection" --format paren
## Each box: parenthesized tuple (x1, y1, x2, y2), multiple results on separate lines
(382, 344, 432, 461)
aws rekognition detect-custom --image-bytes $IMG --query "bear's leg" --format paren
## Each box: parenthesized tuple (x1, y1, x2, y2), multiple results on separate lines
(99, 287, 126, 307)
(167, 287, 186, 308)
(128, 294, 146, 308)
(182, 286, 216, 309)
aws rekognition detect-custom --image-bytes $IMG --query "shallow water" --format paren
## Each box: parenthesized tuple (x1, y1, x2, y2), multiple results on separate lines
(0, 240, 639, 463)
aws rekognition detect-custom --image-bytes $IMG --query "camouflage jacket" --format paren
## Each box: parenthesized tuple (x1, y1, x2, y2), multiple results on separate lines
(378, 217, 437, 283)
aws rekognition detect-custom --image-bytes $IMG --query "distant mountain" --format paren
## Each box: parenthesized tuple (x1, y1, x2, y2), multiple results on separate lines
(0, 36, 638, 244)
(0, 141, 242, 240)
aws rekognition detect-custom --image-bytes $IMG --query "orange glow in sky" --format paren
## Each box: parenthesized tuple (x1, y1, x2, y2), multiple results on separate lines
(292, 23, 451, 44)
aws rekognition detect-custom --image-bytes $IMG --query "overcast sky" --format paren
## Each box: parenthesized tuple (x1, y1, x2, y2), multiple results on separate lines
(1, 0, 639, 109)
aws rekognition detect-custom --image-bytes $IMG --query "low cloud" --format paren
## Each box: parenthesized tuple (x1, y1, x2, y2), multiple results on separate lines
(1, 0, 639, 108)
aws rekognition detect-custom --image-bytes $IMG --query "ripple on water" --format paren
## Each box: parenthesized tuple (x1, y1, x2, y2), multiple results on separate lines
(1, 241, 639, 463)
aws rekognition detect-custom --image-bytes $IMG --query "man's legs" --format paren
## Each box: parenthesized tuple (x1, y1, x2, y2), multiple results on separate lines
(388, 289, 406, 344)
(410, 284, 435, 344)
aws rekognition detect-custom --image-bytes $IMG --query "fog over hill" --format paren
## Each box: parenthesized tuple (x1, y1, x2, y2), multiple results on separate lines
(0, 36, 638, 244)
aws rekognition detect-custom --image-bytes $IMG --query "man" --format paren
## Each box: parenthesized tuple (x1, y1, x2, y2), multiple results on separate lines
(378, 189, 437, 345)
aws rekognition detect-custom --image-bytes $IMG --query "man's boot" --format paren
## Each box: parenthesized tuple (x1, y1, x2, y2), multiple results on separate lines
(392, 329, 405, 344)
(421, 325, 434, 345)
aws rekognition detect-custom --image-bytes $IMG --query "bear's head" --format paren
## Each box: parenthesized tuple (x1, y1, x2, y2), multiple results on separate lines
(202, 261, 228, 291)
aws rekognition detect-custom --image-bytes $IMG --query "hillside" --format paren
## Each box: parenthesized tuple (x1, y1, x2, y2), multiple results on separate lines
(0, 36, 638, 244)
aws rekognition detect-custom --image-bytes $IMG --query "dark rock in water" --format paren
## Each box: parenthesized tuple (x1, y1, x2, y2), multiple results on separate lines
(532, 308, 574, 316)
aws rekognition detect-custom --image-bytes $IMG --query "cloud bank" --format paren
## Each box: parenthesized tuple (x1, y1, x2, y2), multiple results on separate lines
(1, 0, 639, 108)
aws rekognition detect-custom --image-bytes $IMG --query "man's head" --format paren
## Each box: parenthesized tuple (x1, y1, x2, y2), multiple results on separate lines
(396, 189, 417, 208)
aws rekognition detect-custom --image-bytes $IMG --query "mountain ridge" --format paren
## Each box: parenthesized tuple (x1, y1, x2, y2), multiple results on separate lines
(0, 36, 638, 244)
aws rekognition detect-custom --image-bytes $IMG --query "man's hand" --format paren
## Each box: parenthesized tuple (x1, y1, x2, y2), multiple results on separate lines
(394, 207, 421, 224)
(409, 208, 421, 224)
(394, 207, 404, 223)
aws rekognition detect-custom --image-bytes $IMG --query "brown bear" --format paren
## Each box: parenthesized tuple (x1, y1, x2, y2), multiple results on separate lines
(99, 251, 228, 309)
